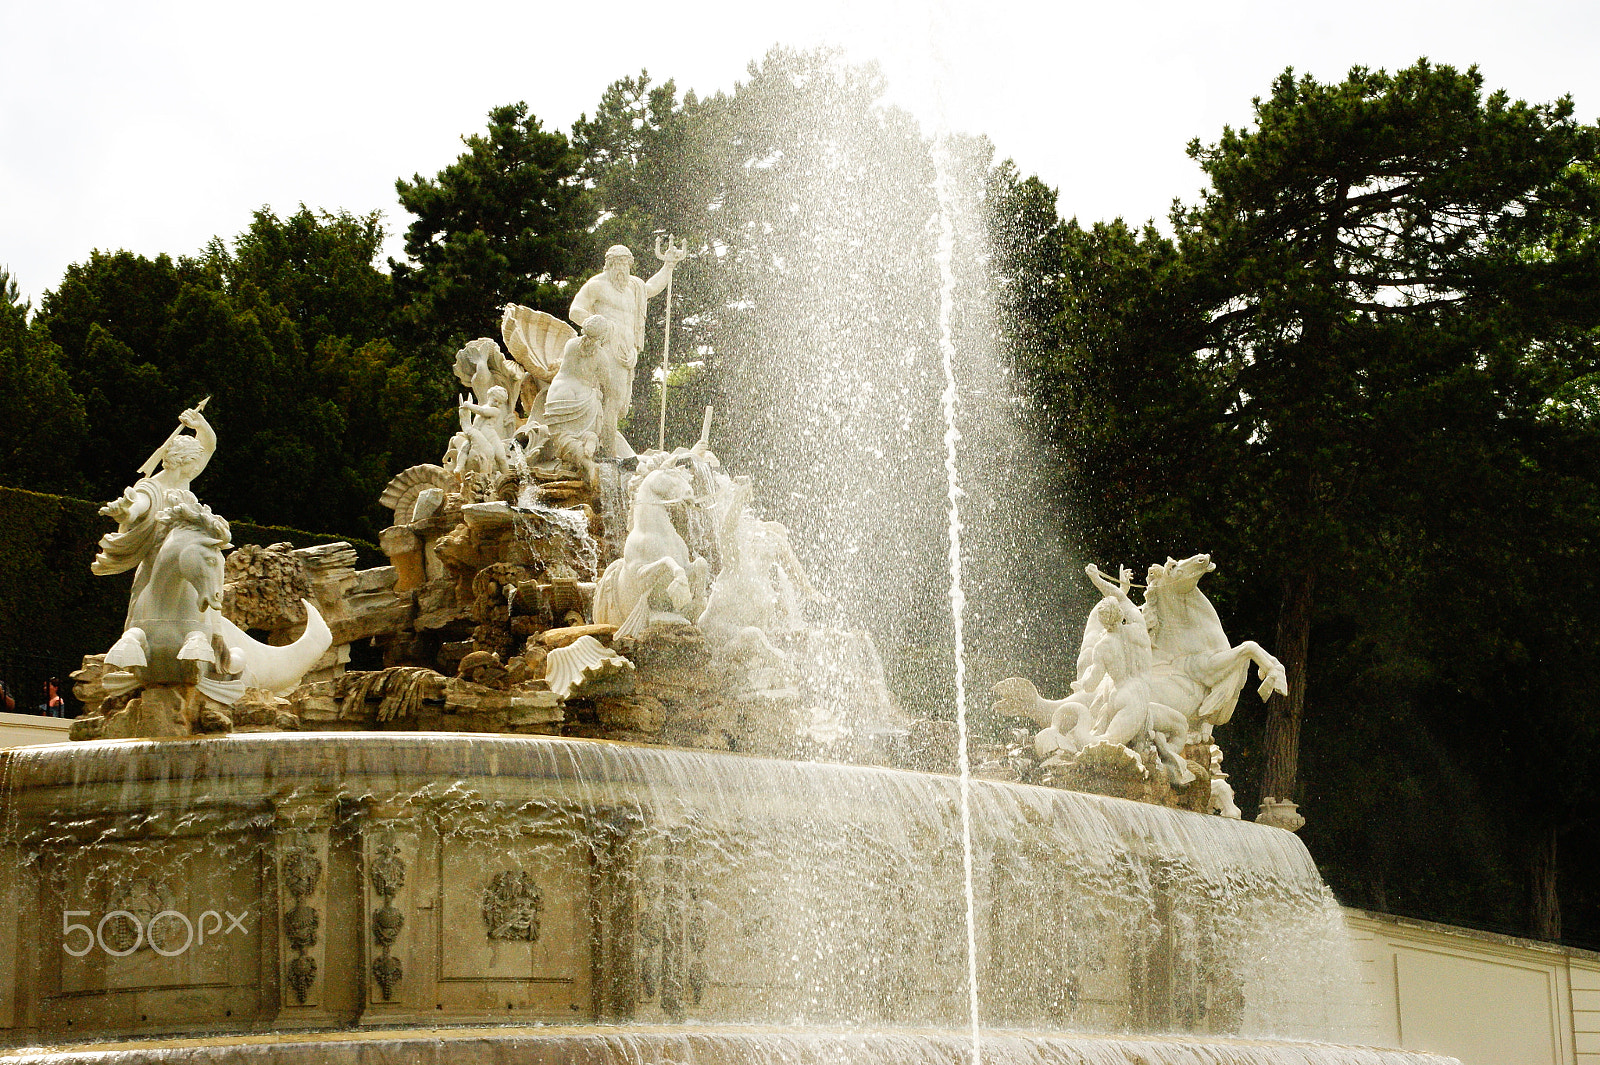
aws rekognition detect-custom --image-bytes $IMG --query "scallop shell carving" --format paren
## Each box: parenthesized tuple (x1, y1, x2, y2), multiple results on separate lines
(544, 635, 635, 700)
(501, 305, 574, 382)
(380, 464, 454, 524)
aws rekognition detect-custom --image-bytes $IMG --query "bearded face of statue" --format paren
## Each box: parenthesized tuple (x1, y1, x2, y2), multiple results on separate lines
(604, 253, 633, 284)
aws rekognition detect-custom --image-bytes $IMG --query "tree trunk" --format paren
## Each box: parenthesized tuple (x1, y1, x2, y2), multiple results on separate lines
(1260, 568, 1315, 806)
(1530, 825, 1561, 941)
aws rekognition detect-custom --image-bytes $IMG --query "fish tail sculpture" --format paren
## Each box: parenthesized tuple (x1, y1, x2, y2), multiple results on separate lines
(217, 599, 333, 695)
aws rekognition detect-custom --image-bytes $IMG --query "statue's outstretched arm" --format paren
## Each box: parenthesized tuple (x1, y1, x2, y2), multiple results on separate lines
(643, 264, 672, 298)
(1085, 563, 1129, 602)
(100, 485, 145, 523)
(643, 245, 684, 298)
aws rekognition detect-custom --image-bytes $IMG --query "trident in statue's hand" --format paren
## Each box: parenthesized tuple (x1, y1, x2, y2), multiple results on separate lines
(655, 234, 689, 451)
(139, 396, 211, 478)
(655, 233, 688, 265)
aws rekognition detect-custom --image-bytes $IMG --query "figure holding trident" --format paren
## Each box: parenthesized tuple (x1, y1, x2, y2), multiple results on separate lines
(568, 240, 686, 459)
(93, 399, 217, 623)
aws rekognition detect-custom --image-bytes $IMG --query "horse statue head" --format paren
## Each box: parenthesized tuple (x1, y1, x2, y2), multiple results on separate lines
(154, 501, 232, 614)
(1140, 552, 1287, 734)
(633, 466, 696, 512)
(1147, 553, 1215, 595)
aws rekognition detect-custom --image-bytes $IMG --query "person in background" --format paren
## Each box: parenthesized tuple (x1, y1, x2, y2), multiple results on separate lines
(42, 678, 64, 717)
(0, 678, 13, 712)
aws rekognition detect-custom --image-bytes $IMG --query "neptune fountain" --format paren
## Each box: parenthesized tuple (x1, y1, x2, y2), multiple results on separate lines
(0, 223, 1452, 1061)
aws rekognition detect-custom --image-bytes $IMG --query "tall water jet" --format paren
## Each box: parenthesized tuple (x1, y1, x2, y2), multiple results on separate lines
(933, 137, 983, 1065)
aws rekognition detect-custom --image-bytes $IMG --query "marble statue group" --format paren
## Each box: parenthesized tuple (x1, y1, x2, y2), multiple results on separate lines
(993, 555, 1287, 817)
(79, 239, 1293, 826)
(90, 403, 331, 734)
(450, 242, 686, 485)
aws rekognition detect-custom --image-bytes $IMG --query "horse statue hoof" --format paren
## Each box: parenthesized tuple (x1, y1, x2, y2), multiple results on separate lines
(106, 630, 148, 670)
(178, 629, 216, 664)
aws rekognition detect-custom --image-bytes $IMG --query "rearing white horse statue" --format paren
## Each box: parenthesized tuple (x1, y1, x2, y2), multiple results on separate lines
(594, 466, 710, 639)
(1141, 553, 1288, 742)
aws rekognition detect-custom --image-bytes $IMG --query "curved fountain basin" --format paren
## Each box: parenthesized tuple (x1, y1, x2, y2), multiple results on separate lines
(0, 1024, 1457, 1065)
(1, 734, 1400, 1053)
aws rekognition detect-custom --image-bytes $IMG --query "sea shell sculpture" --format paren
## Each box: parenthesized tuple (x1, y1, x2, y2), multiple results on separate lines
(544, 635, 635, 700)
(380, 464, 455, 524)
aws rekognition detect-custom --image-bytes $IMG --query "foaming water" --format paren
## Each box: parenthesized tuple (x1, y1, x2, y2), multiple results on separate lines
(2, 735, 1387, 1047)
(507, 498, 600, 578)
(0, 1026, 1454, 1065)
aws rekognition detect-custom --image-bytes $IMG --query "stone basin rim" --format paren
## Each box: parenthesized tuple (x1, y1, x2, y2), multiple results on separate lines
(0, 732, 1274, 832)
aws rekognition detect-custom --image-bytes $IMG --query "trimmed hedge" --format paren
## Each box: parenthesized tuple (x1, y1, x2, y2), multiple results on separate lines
(0, 486, 378, 711)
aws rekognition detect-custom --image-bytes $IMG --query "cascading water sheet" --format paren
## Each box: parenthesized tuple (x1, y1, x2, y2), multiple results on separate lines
(2, 734, 1389, 1048)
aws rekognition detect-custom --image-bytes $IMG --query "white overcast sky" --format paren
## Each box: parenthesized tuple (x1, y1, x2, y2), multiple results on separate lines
(3, 0, 1597, 308)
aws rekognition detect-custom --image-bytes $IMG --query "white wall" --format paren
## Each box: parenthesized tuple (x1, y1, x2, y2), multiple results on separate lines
(0, 710, 70, 748)
(1346, 908, 1600, 1065)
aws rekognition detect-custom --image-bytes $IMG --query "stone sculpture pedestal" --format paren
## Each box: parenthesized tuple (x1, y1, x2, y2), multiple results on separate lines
(72, 684, 234, 740)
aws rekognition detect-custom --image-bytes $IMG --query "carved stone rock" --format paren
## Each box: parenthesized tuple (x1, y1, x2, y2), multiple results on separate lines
(540, 624, 618, 649)
(97, 685, 216, 738)
(223, 542, 313, 632)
